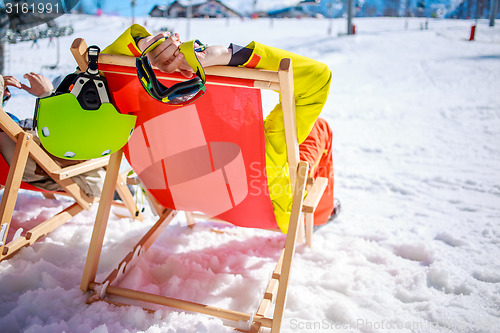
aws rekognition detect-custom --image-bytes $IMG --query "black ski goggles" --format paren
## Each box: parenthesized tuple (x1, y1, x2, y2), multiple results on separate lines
(136, 38, 207, 106)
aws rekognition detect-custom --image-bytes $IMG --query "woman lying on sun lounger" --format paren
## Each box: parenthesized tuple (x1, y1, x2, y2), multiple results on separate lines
(105, 25, 340, 232)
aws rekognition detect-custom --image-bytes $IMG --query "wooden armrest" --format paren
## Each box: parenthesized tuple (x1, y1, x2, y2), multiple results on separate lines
(52, 156, 110, 180)
(0, 108, 24, 141)
(70, 38, 281, 90)
(302, 177, 328, 214)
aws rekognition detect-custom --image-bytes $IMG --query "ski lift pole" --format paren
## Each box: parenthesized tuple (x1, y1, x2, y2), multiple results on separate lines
(0, 41, 4, 74)
(347, 0, 354, 35)
(131, 0, 136, 24)
(469, 0, 481, 41)
(490, 0, 500, 27)
(327, 1, 333, 35)
(186, 0, 192, 40)
(44, 37, 60, 70)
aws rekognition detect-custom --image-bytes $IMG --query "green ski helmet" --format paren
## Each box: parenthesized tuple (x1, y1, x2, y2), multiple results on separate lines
(35, 46, 136, 160)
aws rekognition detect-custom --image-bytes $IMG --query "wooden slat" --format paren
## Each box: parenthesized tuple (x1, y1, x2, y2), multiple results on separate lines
(271, 161, 309, 333)
(97, 53, 280, 83)
(107, 210, 176, 277)
(251, 252, 285, 331)
(278, 58, 300, 193)
(302, 176, 328, 248)
(305, 213, 314, 248)
(143, 187, 165, 217)
(100, 67, 280, 91)
(249, 321, 263, 333)
(115, 171, 143, 221)
(90, 283, 255, 324)
(0, 132, 31, 254)
(52, 156, 110, 180)
(0, 108, 23, 141)
(302, 177, 328, 214)
(264, 279, 279, 302)
(27, 142, 92, 210)
(80, 150, 123, 291)
(1, 203, 83, 259)
(205, 64, 280, 83)
(25, 203, 83, 241)
(254, 80, 280, 91)
(272, 250, 285, 280)
(42, 193, 57, 200)
(70, 38, 280, 89)
(184, 211, 195, 226)
(250, 296, 272, 333)
(70, 38, 89, 72)
(138, 209, 176, 254)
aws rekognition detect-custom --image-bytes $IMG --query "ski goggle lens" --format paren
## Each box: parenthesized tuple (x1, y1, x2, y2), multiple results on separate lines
(167, 83, 206, 105)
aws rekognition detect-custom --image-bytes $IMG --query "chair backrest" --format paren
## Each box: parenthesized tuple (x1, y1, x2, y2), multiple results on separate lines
(71, 38, 300, 230)
(103, 64, 278, 229)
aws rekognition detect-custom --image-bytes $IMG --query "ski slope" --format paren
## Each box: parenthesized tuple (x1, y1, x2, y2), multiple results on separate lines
(1, 15, 500, 332)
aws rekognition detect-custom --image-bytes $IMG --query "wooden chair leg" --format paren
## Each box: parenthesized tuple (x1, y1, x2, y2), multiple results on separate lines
(271, 161, 309, 333)
(115, 172, 143, 221)
(185, 211, 195, 227)
(80, 149, 123, 291)
(305, 213, 313, 248)
(0, 132, 32, 254)
(141, 187, 164, 217)
(297, 215, 305, 244)
(302, 176, 328, 248)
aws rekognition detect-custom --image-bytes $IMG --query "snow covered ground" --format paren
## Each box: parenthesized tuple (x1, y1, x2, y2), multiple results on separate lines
(1, 15, 500, 332)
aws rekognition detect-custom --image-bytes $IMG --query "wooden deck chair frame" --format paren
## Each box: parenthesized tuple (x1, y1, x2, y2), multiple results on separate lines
(74, 38, 328, 332)
(0, 105, 143, 262)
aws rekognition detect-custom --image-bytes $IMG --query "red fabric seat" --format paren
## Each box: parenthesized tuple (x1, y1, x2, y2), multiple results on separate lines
(102, 64, 277, 229)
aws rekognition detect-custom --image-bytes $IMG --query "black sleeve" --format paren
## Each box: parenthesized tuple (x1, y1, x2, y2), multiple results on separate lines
(227, 43, 253, 67)
(134, 36, 146, 48)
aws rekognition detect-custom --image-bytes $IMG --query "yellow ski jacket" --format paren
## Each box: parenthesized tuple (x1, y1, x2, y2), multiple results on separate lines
(103, 24, 332, 233)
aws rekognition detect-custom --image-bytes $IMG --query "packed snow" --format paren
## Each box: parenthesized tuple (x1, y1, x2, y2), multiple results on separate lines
(1, 15, 500, 333)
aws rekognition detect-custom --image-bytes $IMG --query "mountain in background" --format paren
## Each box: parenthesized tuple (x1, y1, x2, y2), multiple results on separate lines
(76, 0, 291, 17)
(74, 0, 474, 18)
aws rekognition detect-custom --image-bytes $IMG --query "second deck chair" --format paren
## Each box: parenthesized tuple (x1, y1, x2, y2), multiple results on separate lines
(74, 38, 328, 332)
(0, 105, 143, 262)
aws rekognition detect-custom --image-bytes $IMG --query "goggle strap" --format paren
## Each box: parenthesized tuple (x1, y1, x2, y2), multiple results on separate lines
(179, 39, 206, 83)
(87, 45, 101, 75)
(141, 56, 170, 98)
